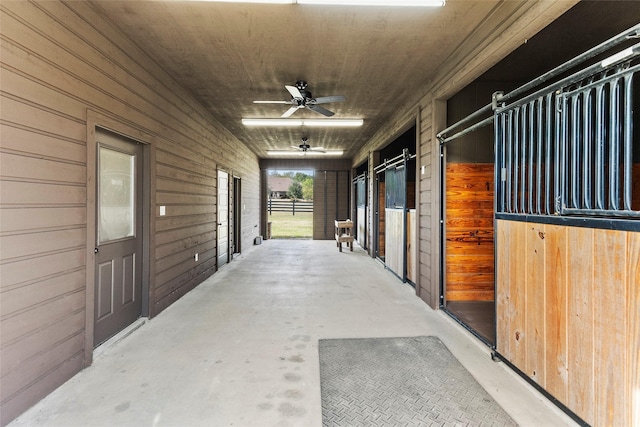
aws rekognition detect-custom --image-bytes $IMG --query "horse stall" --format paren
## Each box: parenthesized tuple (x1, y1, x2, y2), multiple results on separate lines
(441, 82, 497, 343)
(374, 127, 417, 284)
(490, 26, 640, 426)
(436, 19, 640, 426)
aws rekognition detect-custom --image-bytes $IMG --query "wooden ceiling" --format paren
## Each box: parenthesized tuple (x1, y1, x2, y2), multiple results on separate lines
(88, 1, 552, 159)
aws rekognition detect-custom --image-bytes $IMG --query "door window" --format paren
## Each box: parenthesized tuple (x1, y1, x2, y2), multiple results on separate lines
(98, 146, 135, 243)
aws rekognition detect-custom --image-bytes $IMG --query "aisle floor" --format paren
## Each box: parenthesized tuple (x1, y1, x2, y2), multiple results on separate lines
(9, 240, 577, 427)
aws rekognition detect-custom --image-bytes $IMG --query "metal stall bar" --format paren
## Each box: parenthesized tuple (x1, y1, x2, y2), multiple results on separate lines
(570, 93, 580, 209)
(582, 88, 593, 210)
(506, 110, 513, 213)
(609, 77, 621, 211)
(544, 93, 553, 215)
(595, 82, 606, 210)
(535, 97, 543, 215)
(499, 24, 640, 105)
(437, 103, 494, 141)
(440, 24, 640, 143)
(498, 56, 639, 218)
(623, 74, 634, 211)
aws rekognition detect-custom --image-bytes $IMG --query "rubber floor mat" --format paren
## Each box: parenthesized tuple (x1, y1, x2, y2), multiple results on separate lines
(319, 336, 517, 426)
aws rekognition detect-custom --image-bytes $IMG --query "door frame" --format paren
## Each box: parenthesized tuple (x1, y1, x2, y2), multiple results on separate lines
(232, 175, 242, 255)
(85, 110, 155, 366)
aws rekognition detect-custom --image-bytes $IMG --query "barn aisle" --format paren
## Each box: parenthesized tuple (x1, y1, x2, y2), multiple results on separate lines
(9, 240, 575, 427)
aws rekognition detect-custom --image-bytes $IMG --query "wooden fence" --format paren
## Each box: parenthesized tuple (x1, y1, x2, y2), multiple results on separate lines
(268, 199, 313, 215)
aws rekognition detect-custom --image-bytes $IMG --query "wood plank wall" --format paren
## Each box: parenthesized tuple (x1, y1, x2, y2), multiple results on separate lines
(496, 220, 640, 427)
(312, 170, 350, 240)
(0, 2, 260, 424)
(445, 163, 494, 301)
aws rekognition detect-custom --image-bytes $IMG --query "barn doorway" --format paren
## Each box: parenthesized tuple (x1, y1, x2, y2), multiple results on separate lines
(266, 170, 314, 239)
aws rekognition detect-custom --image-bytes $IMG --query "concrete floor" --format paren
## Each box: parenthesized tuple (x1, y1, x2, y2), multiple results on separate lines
(9, 240, 577, 427)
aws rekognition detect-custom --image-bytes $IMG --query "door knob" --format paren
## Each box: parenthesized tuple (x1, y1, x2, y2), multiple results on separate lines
(94, 248, 99, 254)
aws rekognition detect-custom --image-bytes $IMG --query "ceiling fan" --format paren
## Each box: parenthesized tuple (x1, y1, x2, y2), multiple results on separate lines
(292, 137, 326, 154)
(253, 80, 346, 117)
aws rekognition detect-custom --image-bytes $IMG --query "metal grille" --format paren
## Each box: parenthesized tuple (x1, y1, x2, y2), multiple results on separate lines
(496, 57, 640, 218)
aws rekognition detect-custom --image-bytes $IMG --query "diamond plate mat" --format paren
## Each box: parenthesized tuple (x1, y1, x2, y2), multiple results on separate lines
(319, 336, 517, 427)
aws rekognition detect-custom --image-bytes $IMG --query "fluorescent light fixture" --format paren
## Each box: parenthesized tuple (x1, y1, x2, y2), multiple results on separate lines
(242, 118, 363, 127)
(200, 0, 444, 5)
(267, 150, 344, 156)
(201, 0, 295, 3)
(303, 119, 363, 127)
(298, 0, 444, 5)
(242, 119, 303, 126)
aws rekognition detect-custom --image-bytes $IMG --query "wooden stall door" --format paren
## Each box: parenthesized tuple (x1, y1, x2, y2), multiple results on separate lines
(496, 220, 640, 427)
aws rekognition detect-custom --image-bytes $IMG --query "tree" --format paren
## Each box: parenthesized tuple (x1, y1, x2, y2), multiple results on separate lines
(287, 181, 303, 199)
(302, 177, 313, 200)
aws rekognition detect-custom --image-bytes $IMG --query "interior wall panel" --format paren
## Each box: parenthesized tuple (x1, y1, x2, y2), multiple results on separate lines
(0, 1, 260, 424)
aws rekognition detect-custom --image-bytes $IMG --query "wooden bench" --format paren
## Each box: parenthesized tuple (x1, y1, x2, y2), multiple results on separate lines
(335, 220, 354, 252)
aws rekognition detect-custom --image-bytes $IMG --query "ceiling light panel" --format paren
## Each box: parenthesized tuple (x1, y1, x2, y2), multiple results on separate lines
(242, 119, 363, 127)
(199, 0, 444, 5)
(297, 0, 444, 5)
(267, 150, 344, 156)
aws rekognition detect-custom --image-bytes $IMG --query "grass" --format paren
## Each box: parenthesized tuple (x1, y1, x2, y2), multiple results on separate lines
(267, 211, 313, 238)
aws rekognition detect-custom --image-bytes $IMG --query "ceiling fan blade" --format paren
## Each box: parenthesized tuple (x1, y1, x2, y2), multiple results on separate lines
(311, 95, 346, 105)
(307, 104, 335, 117)
(253, 100, 290, 104)
(309, 147, 326, 153)
(281, 106, 300, 118)
(285, 85, 304, 100)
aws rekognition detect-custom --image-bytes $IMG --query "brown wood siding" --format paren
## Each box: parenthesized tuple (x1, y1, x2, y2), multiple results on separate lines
(445, 163, 494, 301)
(0, 2, 259, 424)
(496, 220, 640, 427)
(313, 171, 350, 240)
(417, 101, 437, 307)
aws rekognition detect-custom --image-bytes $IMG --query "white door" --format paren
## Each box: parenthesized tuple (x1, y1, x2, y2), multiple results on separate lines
(217, 170, 229, 268)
